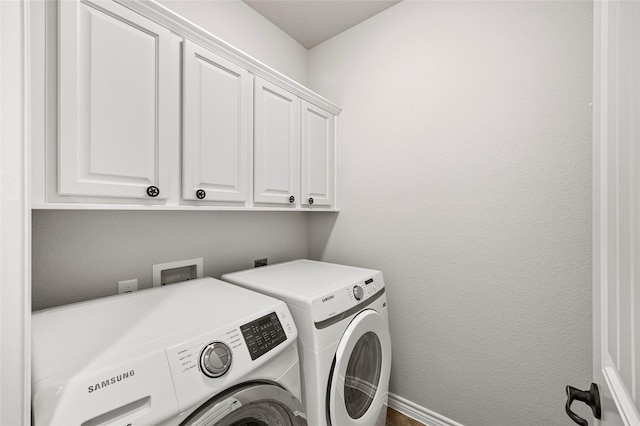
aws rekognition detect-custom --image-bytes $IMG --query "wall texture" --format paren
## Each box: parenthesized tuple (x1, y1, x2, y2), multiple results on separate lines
(308, 2, 593, 425)
(32, 211, 308, 310)
(158, 0, 308, 85)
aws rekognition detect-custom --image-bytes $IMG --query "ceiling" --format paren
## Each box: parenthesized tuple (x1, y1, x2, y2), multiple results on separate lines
(242, 0, 401, 49)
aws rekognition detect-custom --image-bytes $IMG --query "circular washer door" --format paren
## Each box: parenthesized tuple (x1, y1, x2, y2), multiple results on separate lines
(181, 383, 307, 426)
(327, 309, 392, 426)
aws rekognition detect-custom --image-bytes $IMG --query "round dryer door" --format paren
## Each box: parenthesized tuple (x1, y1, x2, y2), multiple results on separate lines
(181, 383, 307, 426)
(327, 309, 392, 426)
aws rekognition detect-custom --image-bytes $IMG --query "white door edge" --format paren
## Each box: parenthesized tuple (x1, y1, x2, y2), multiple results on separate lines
(0, 0, 32, 424)
(602, 367, 640, 426)
(593, 1, 640, 425)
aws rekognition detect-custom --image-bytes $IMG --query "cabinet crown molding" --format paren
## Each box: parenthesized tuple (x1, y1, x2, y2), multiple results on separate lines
(114, 0, 341, 115)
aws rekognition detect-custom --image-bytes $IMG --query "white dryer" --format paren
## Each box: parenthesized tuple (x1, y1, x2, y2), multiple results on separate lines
(222, 260, 391, 426)
(31, 278, 306, 426)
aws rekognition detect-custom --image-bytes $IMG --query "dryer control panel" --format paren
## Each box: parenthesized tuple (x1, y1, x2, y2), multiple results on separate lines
(240, 312, 287, 360)
(310, 271, 385, 324)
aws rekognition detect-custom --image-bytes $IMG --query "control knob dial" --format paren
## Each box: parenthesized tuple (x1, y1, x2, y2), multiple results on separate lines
(200, 342, 232, 378)
(353, 285, 364, 301)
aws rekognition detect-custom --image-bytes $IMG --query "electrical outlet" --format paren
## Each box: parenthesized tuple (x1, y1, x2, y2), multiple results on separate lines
(118, 279, 138, 294)
(254, 258, 268, 268)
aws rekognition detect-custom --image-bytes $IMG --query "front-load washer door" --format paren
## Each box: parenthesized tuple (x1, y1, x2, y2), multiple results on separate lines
(181, 382, 307, 426)
(327, 309, 392, 426)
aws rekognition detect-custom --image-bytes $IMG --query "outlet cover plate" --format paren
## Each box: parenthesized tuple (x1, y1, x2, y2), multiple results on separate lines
(118, 279, 138, 294)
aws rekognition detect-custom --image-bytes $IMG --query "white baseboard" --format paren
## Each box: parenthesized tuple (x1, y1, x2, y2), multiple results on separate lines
(387, 393, 465, 426)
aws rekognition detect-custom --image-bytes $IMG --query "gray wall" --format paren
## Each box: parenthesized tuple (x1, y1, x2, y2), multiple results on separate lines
(32, 211, 309, 310)
(308, 1, 593, 425)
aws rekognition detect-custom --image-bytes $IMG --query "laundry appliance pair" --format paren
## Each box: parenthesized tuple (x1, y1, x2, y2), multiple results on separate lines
(222, 259, 392, 426)
(31, 278, 307, 426)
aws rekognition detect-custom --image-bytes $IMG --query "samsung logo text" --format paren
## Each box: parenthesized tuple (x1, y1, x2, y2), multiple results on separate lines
(88, 370, 135, 393)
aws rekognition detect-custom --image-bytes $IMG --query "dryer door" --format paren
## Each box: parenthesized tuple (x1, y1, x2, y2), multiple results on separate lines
(327, 309, 392, 426)
(181, 383, 307, 426)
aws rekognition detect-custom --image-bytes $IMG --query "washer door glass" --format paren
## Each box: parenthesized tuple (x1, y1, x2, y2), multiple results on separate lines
(181, 383, 306, 426)
(206, 400, 294, 426)
(327, 309, 392, 426)
(344, 331, 382, 419)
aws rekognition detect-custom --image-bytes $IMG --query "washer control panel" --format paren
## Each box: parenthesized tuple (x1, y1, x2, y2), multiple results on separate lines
(165, 302, 297, 413)
(199, 341, 232, 378)
(240, 312, 287, 360)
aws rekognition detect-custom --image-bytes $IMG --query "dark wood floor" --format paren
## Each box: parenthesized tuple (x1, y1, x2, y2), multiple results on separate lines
(386, 407, 425, 426)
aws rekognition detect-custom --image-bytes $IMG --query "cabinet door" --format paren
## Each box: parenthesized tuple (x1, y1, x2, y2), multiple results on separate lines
(58, 0, 172, 200)
(182, 41, 251, 203)
(301, 101, 336, 208)
(254, 77, 300, 205)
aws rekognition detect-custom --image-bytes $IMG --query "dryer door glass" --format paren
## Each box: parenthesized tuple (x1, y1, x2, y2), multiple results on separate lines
(328, 309, 392, 426)
(344, 331, 382, 418)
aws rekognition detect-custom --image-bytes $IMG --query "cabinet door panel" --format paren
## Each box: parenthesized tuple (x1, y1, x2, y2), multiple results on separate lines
(58, 0, 171, 199)
(301, 101, 335, 207)
(254, 78, 300, 205)
(182, 41, 251, 202)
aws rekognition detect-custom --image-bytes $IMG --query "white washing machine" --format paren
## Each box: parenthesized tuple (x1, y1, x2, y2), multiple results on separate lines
(222, 260, 391, 426)
(31, 278, 307, 426)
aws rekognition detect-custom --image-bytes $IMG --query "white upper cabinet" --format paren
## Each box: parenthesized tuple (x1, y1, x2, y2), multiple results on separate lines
(58, 0, 172, 200)
(254, 80, 337, 209)
(182, 40, 251, 203)
(35, 0, 339, 210)
(253, 77, 301, 206)
(301, 101, 336, 207)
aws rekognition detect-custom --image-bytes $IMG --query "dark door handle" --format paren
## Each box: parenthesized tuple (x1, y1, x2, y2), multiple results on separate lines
(565, 383, 601, 426)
